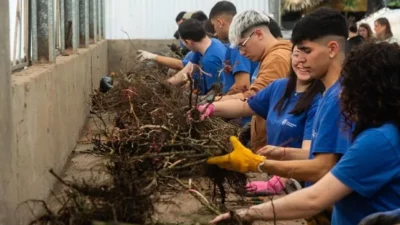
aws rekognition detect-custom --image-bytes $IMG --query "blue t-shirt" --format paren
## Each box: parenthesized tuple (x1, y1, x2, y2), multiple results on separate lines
(189, 38, 226, 95)
(222, 46, 259, 94)
(247, 78, 320, 148)
(182, 51, 195, 67)
(331, 123, 400, 225)
(251, 64, 260, 84)
(305, 80, 351, 186)
(222, 46, 258, 126)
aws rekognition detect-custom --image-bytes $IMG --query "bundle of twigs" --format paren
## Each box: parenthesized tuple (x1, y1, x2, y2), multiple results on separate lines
(90, 64, 247, 199)
(27, 63, 248, 225)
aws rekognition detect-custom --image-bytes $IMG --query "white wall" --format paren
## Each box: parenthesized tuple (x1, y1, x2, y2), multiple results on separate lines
(104, 0, 269, 39)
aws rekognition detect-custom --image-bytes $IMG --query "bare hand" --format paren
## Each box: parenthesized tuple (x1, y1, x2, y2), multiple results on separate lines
(257, 145, 283, 160)
(209, 209, 254, 224)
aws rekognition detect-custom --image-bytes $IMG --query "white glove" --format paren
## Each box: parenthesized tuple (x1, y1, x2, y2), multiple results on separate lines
(136, 50, 157, 62)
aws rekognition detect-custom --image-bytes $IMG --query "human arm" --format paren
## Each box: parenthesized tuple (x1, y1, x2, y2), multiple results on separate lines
(225, 72, 251, 95)
(217, 55, 289, 101)
(259, 153, 340, 183)
(154, 55, 184, 70)
(199, 99, 255, 119)
(210, 172, 352, 223)
(257, 140, 311, 160)
(199, 81, 274, 119)
(167, 62, 192, 86)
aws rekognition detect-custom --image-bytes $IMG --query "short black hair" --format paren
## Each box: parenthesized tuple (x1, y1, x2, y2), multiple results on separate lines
(268, 16, 282, 38)
(209, 1, 237, 19)
(191, 11, 208, 22)
(291, 7, 348, 45)
(178, 19, 207, 42)
(175, 11, 186, 23)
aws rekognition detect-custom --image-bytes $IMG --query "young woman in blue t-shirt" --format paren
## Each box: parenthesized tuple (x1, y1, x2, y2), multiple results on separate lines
(197, 46, 324, 193)
(210, 42, 400, 225)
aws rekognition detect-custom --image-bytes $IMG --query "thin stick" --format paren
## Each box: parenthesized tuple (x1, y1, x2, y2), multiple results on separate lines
(172, 177, 221, 215)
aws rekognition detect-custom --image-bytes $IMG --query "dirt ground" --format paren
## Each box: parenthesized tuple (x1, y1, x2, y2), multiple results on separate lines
(51, 115, 306, 225)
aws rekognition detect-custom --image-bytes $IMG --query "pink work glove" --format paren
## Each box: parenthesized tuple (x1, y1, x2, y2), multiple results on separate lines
(246, 176, 285, 194)
(197, 104, 215, 120)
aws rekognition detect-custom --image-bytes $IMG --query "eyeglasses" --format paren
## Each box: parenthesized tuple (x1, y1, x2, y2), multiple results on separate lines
(238, 31, 255, 50)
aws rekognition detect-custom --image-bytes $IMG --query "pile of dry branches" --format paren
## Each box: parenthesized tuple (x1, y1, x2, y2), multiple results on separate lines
(28, 62, 248, 225)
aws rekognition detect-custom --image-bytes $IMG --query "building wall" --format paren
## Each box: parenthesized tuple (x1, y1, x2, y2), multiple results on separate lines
(104, 0, 270, 39)
(10, 40, 108, 224)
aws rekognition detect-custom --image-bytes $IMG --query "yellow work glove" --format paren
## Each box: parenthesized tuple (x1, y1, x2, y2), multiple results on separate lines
(207, 136, 266, 173)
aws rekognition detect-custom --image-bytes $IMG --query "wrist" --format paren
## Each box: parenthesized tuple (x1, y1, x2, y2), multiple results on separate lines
(151, 54, 158, 61)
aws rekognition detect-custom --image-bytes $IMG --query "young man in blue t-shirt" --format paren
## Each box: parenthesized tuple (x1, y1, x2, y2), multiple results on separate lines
(209, 1, 259, 95)
(168, 19, 226, 95)
(207, 8, 355, 224)
(211, 40, 400, 225)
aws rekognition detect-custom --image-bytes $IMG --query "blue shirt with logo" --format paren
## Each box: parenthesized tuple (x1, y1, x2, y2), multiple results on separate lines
(189, 38, 226, 95)
(247, 78, 320, 148)
(330, 123, 400, 225)
(305, 80, 351, 186)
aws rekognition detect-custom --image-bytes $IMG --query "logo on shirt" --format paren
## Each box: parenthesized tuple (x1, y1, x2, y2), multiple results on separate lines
(282, 119, 297, 128)
(312, 130, 317, 138)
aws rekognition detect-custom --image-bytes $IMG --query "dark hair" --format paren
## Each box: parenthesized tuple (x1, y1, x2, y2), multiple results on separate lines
(341, 42, 400, 139)
(178, 19, 207, 42)
(348, 17, 358, 33)
(375, 17, 393, 39)
(268, 16, 283, 38)
(346, 35, 364, 55)
(176, 11, 186, 23)
(209, 1, 237, 19)
(274, 46, 325, 115)
(292, 7, 348, 45)
(191, 11, 208, 22)
(358, 23, 374, 40)
(203, 20, 216, 37)
(359, 214, 400, 225)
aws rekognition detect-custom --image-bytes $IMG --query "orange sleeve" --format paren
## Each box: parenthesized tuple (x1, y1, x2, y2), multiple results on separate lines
(244, 55, 290, 98)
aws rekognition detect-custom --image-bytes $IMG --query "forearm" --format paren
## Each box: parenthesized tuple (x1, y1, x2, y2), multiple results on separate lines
(168, 63, 191, 86)
(217, 92, 245, 102)
(247, 187, 323, 221)
(261, 159, 329, 183)
(213, 100, 254, 118)
(283, 148, 310, 160)
(155, 55, 184, 70)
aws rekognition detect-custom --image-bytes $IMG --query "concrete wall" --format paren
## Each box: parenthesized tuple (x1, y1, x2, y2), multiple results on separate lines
(108, 39, 177, 74)
(11, 40, 108, 224)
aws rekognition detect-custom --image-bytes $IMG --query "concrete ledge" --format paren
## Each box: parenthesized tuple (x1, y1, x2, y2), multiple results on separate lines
(11, 40, 108, 224)
(108, 39, 177, 74)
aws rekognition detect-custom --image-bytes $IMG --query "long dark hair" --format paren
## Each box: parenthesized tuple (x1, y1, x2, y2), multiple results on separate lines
(375, 17, 393, 40)
(274, 50, 325, 115)
(341, 42, 400, 139)
(358, 23, 374, 40)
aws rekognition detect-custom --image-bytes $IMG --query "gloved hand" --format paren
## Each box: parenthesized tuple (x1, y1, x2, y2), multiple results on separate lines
(246, 176, 285, 194)
(197, 103, 215, 120)
(136, 50, 157, 62)
(207, 136, 266, 173)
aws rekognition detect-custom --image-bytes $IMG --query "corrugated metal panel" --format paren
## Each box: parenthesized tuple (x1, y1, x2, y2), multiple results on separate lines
(104, 0, 269, 39)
